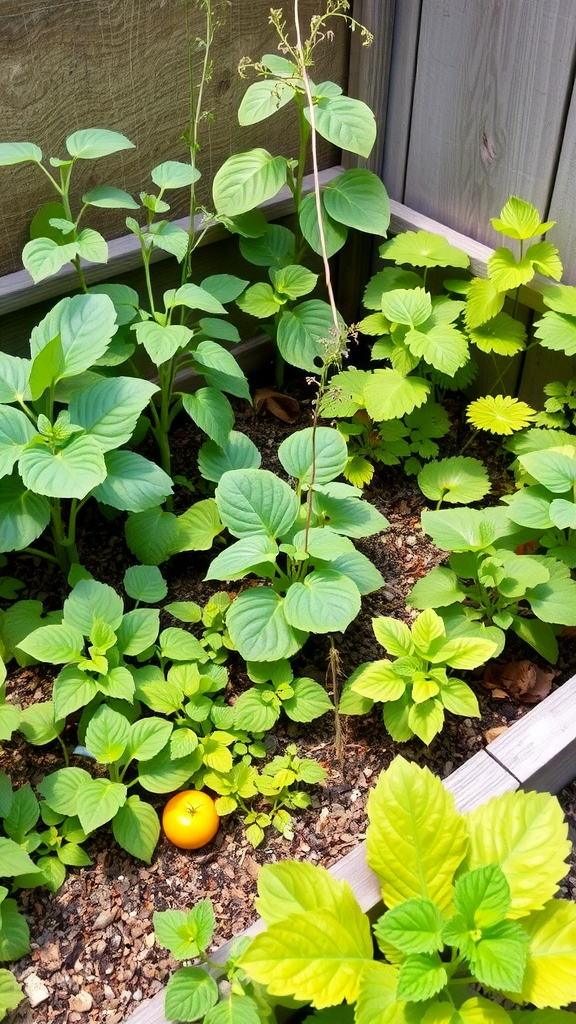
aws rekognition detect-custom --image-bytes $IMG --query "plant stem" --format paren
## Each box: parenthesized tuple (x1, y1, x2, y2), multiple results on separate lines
(327, 636, 344, 764)
(22, 547, 61, 565)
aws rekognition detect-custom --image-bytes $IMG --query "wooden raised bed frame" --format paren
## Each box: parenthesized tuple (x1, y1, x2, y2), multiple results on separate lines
(125, 672, 576, 1024)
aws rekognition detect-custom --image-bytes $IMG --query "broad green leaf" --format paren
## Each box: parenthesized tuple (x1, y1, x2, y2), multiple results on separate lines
(364, 369, 431, 420)
(66, 128, 134, 159)
(151, 160, 200, 189)
(284, 570, 361, 633)
(69, 376, 158, 451)
(213, 149, 288, 216)
(349, 660, 405, 703)
(0, 968, 24, 1017)
(256, 861, 356, 925)
(454, 863, 511, 929)
(528, 569, 576, 625)
(271, 264, 318, 300)
(312, 487, 389, 538)
(148, 221, 188, 262)
(550, 498, 576, 530)
(85, 705, 130, 762)
(323, 169, 390, 236)
(137, 746, 203, 794)
(135, 322, 192, 365)
(519, 902, 576, 1009)
(406, 322, 469, 376)
(198, 318, 241, 343)
(407, 570, 462, 615)
(373, 617, 415, 657)
(299, 191, 348, 258)
(112, 795, 160, 863)
(519, 450, 576, 493)
(277, 300, 343, 373)
(53, 664, 98, 719)
(78, 778, 127, 833)
(0, 351, 31, 404)
(0, 836, 42, 877)
(19, 433, 106, 499)
(192, 340, 250, 400)
(470, 919, 530, 992)
(0, 898, 30, 961)
(204, 994, 263, 1024)
(438, 677, 480, 717)
(469, 312, 527, 356)
(463, 790, 571, 918)
(363, 267, 424, 310)
(83, 185, 139, 209)
(125, 718, 172, 762)
(198, 431, 261, 483)
(0, 141, 42, 165)
(165, 968, 219, 1023)
(0, 406, 36, 477)
(375, 898, 445, 955)
(30, 293, 117, 378)
(123, 565, 167, 604)
(0, 702, 19, 741)
(418, 457, 490, 505)
(491, 196, 553, 240)
(381, 288, 432, 327)
(125, 507, 180, 565)
(487, 248, 534, 291)
(380, 231, 469, 270)
(215, 468, 298, 539)
(408, 697, 445, 744)
(76, 227, 108, 263)
(397, 952, 447, 1002)
(239, 224, 295, 267)
(177, 498, 224, 551)
(467, 395, 535, 435)
(366, 757, 468, 911)
(64, 579, 123, 634)
(17, 622, 84, 664)
(354, 962, 405, 1024)
(182, 387, 234, 448)
(465, 278, 505, 330)
(420, 507, 496, 552)
(278, 426, 347, 485)
(238, 888, 373, 1007)
(238, 79, 294, 125)
(327, 550, 384, 594)
(22, 236, 78, 282)
(283, 676, 333, 722)
(0, 476, 50, 552)
(18, 701, 63, 745)
(535, 311, 576, 355)
(205, 535, 278, 581)
(93, 450, 173, 512)
(159, 627, 207, 662)
(226, 587, 307, 661)
(308, 95, 376, 158)
(38, 767, 92, 816)
(236, 281, 283, 319)
(172, 283, 227, 315)
(233, 687, 280, 732)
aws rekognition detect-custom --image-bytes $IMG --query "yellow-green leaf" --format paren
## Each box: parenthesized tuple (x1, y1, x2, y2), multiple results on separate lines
(519, 901, 576, 1009)
(463, 790, 570, 919)
(355, 962, 406, 1024)
(256, 862, 350, 925)
(466, 395, 535, 435)
(366, 757, 468, 912)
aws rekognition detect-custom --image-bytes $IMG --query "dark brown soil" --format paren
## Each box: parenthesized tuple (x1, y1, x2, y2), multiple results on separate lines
(3, 371, 576, 1023)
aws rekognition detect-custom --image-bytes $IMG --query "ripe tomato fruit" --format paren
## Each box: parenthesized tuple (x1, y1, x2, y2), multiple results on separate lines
(162, 790, 220, 850)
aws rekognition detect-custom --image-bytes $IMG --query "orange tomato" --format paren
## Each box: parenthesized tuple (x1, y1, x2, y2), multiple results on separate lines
(162, 790, 220, 850)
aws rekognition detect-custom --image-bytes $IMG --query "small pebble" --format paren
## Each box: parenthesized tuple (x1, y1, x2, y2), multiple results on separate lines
(23, 974, 50, 1008)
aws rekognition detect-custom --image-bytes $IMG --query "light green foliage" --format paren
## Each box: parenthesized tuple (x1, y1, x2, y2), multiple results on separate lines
(408, 506, 576, 662)
(209, 427, 386, 660)
(504, 442, 576, 567)
(417, 457, 491, 507)
(340, 608, 493, 744)
(230, 758, 576, 1019)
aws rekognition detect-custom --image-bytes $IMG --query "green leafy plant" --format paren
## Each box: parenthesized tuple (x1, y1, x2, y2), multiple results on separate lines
(407, 506, 576, 662)
(237, 757, 576, 1020)
(502, 438, 576, 567)
(213, 2, 389, 383)
(339, 608, 496, 744)
(534, 378, 576, 430)
(207, 425, 387, 662)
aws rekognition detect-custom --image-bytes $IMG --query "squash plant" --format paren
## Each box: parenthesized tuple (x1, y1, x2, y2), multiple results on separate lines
(155, 757, 576, 1022)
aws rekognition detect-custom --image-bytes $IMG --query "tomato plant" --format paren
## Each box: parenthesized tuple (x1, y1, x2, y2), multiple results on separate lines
(162, 790, 220, 850)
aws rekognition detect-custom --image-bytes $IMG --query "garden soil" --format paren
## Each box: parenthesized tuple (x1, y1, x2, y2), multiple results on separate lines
(2, 372, 576, 1024)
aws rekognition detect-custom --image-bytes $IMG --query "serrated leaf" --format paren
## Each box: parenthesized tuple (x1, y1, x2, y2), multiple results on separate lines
(397, 952, 447, 1002)
(465, 278, 505, 330)
(380, 230, 469, 269)
(85, 705, 130, 763)
(366, 756, 467, 912)
(519, 901, 576, 1009)
(53, 664, 98, 719)
(468, 312, 527, 356)
(375, 898, 445, 955)
(38, 767, 92, 816)
(19, 433, 106, 499)
(463, 790, 571, 918)
(78, 778, 127, 833)
(364, 370, 431, 420)
(17, 622, 85, 664)
(165, 968, 219, 1023)
(487, 248, 534, 291)
(381, 288, 432, 327)
(490, 196, 552, 240)
(64, 578, 123, 633)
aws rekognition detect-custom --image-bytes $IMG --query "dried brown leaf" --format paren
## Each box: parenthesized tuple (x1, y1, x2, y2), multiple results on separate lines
(483, 660, 554, 704)
(254, 387, 300, 423)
